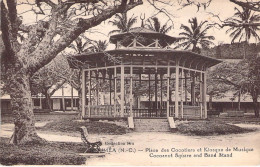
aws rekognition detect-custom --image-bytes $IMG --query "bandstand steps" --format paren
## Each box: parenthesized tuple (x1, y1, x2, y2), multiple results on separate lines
(134, 118, 170, 132)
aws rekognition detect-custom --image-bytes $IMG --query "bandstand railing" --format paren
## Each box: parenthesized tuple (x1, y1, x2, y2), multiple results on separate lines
(84, 105, 203, 118)
(125, 108, 167, 118)
(85, 105, 120, 117)
(170, 105, 202, 118)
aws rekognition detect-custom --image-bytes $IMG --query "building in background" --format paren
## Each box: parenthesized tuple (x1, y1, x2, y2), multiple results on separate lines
(1, 83, 79, 114)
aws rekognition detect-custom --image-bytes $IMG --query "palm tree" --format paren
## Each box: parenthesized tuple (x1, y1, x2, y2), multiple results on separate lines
(145, 17, 173, 34)
(176, 17, 215, 53)
(68, 37, 91, 54)
(225, 7, 260, 44)
(108, 12, 137, 34)
(69, 37, 107, 53)
(88, 40, 108, 52)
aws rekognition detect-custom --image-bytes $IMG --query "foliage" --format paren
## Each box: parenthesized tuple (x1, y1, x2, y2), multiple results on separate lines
(176, 17, 215, 53)
(207, 67, 231, 107)
(210, 54, 260, 116)
(68, 36, 92, 54)
(87, 40, 108, 52)
(201, 42, 260, 59)
(109, 12, 137, 34)
(145, 17, 173, 34)
(241, 54, 260, 117)
(225, 7, 260, 43)
(229, 0, 260, 12)
(209, 60, 248, 110)
(0, 138, 86, 165)
(176, 121, 254, 136)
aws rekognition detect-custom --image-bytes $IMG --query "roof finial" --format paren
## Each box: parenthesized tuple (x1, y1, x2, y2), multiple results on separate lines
(140, 13, 145, 27)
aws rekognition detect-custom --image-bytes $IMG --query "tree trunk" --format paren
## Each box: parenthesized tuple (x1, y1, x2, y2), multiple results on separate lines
(46, 93, 52, 111)
(78, 89, 82, 118)
(253, 96, 259, 118)
(238, 89, 241, 111)
(209, 94, 213, 110)
(9, 72, 45, 145)
(43, 90, 52, 111)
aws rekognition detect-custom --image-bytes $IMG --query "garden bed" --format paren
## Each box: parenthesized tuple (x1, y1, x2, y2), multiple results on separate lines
(37, 120, 129, 135)
(0, 138, 86, 165)
(176, 121, 255, 136)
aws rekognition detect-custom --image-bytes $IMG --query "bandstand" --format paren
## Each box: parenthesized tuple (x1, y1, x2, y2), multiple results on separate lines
(68, 27, 221, 120)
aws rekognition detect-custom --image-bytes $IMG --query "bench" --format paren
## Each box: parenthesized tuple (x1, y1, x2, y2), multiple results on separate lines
(78, 126, 102, 153)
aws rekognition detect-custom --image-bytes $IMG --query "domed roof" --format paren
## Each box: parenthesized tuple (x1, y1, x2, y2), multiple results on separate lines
(109, 27, 178, 45)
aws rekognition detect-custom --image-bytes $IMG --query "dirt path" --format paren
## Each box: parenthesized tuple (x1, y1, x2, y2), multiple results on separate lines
(1, 123, 260, 166)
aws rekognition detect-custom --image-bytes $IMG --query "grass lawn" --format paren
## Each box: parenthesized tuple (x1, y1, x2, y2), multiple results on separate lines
(209, 116, 260, 125)
(176, 121, 255, 136)
(37, 120, 129, 135)
(0, 137, 86, 165)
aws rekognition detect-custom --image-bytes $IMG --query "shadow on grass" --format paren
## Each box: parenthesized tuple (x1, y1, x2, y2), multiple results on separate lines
(175, 121, 256, 136)
(0, 138, 87, 165)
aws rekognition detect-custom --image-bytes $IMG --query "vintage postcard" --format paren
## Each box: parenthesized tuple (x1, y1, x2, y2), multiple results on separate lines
(0, 0, 260, 166)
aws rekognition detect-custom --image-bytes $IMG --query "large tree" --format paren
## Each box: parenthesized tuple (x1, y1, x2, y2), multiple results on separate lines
(176, 17, 215, 53)
(210, 61, 248, 111)
(211, 58, 260, 117)
(1, 0, 143, 145)
(207, 67, 231, 110)
(242, 54, 260, 117)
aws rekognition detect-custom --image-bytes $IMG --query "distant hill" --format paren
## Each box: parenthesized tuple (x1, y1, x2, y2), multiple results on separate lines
(201, 42, 260, 59)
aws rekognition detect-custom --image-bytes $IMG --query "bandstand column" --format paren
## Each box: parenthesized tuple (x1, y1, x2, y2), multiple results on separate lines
(82, 70, 86, 118)
(148, 73, 151, 116)
(167, 66, 170, 117)
(130, 66, 133, 117)
(155, 72, 158, 116)
(96, 70, 99, 105)
(200, 72, 203, 118)
(88, 71, 91, 117)
(160, 73, 163, 111)
(109, 71, 112, 105)
(120, 66, 125, 117)
(175, 65, 179, 118)
(191, 72, 196, 106)
(180, 68, 184, 119)
(114, 67, 117, 116)
(184, 71, 188, 104)
(203, 72, 207, 118)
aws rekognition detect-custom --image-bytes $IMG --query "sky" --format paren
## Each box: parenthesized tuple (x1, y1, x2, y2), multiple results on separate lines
(12, 0, 260, 50)
(82, 0, 245, 50)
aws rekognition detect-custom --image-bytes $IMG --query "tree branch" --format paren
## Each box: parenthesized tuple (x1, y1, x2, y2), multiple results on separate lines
(230, 0, 260, 12)
(49, 80, 67, 96)
(207, 11, 260, 28)
(41, 0, 57, 8)
(27, 0, 143, 75)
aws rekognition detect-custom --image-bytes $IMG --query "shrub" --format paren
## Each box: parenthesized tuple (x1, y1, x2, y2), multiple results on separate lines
(176, 121, 254, 136)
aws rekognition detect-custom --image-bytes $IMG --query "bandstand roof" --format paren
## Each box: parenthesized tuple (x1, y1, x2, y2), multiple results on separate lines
(110, 27, 178, 45)
(68, 48, 222, 71)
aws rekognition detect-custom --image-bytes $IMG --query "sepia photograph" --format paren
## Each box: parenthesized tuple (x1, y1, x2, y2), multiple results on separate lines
(0, 0, 260, 166)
